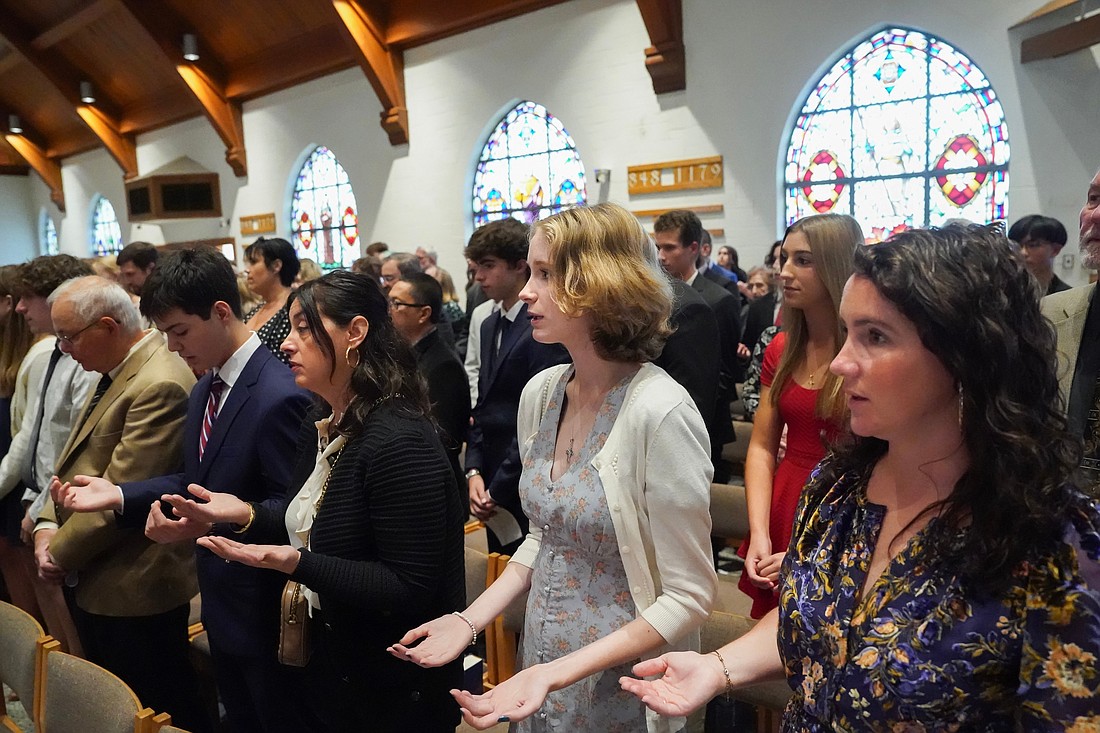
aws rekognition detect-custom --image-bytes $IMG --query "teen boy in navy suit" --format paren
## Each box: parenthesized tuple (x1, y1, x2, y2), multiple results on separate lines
(463, 220, 569, 554)
(55, 248, 311, 733)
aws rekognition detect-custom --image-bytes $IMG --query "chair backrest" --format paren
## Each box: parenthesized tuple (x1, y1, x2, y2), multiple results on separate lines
(41, 650, 143, 733)
(464, 546, 490, 605)
(710, 482, 749, 540)
(0, 601, 47, 721)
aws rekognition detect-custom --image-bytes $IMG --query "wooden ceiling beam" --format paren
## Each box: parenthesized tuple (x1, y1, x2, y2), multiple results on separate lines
(332, 0, 408, 146)
(0, 9, 139, 178)
(31, 0, 115, 50)
(176, 64, 247, 176)
(1021, 12, 1100, 62)
(635, 0, 685, 94)
(5, 133, 64, 211)
(0, 48, 20, 77)
(114, 0, 244, 175)
(75, 105, 138, 179)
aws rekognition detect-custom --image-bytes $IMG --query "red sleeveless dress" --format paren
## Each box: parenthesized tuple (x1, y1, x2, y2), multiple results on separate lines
(736, 333, 839, 618)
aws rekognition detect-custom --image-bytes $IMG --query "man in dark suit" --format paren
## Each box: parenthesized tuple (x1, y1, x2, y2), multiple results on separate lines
(463, 220, 569, 554)
(34, 275, 208, 731)
(655, 279, 720, 437)
(391, 273, 470, 487)
(54, 250, 311, 733)
(655, 210, 741, 482)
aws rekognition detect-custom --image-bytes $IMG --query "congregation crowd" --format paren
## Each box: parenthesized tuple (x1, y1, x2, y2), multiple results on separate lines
(1, 169, 1100, 732)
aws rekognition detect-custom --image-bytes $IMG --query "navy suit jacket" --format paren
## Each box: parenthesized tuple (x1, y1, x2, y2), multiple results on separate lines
(656, 280, 720, 443)
(465, 305, 569, 530)
(118, 345, 311, 658)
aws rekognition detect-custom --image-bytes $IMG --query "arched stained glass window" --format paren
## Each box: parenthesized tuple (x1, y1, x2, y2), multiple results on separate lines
(40, 210, 58, 255)
(91, 196, 122, 256)
(784, 28, 1009, 241)
(290, 146, 359, 270)
(472, 101, 587, 227)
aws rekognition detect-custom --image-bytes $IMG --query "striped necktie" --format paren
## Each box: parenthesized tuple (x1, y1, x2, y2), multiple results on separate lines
(79, 373, 112, 432)
(199, 376, 226, 461)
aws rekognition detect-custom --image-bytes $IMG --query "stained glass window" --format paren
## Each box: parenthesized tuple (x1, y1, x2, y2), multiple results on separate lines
(472, 101, 587, 227)
(290, 146, 359, 270)
(40, 211, 58, 255)
(90, 196, 122, 256)
(784, 28, 1009, 241)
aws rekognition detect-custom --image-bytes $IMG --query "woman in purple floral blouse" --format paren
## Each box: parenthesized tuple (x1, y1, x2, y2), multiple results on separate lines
(622, 224, 1100, 730)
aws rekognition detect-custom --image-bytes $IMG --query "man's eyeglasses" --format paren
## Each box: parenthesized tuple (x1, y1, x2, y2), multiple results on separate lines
(56, 320, 100, 347)
(389, 298, 428, 309)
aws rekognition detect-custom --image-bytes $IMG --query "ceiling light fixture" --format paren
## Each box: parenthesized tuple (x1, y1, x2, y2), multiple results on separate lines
(8, 114, 22, 134)
(182, 33, 199, 62)
(80, 81, 95, 104)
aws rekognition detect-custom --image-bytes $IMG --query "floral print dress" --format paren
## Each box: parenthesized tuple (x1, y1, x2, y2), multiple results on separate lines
(778, 460, 1100, 731)
(516, 366, 648, 732)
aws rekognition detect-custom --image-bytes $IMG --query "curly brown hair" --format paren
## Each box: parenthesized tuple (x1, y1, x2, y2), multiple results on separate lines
(17, 254, 94, 298)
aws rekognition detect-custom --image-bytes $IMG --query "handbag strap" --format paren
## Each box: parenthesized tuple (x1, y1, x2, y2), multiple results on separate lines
(305, 445, 344, 547)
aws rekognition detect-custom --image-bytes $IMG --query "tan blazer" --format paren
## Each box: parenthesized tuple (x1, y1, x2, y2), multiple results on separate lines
(41, 333, 198, 617)
(1041, 283, 1095, 408)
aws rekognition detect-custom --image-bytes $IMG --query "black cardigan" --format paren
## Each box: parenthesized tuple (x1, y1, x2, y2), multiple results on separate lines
(256, 403, 465, 726)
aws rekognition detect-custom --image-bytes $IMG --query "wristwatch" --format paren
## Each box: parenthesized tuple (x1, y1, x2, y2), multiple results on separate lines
(465, 468, 481, 480)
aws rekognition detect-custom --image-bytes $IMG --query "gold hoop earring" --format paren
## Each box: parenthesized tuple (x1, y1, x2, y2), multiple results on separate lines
(345, 345, 360, 369)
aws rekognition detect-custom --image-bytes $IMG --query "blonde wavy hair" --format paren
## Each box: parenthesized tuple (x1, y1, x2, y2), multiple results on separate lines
(533, 204, 672, 363)
(770, 213, 862, 421)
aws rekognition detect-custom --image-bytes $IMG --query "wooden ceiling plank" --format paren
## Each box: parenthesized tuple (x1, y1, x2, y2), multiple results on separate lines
(176, 65, 247, 177)
(114, 0, 229, 87)
(635, 0, 685, 94)
(75, 104, 138, 179)
(225, 24, 355, 100)
(331, 0, 408, 146)
(1021, 12, 1100, 62)
(5, 133, 64, 211)
(385, 0, 571, 50)
(0, 48, 21, 76)
(31, 0, 115, 51)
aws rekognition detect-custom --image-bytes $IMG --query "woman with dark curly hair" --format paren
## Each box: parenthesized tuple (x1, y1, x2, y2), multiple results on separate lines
(392, 203, 716, 732)
(622, 224, 1100, 728)
(188, 271, 466, 731)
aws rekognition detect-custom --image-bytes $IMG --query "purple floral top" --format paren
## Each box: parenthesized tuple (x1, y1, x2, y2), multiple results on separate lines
(778, 460, 1100, 731)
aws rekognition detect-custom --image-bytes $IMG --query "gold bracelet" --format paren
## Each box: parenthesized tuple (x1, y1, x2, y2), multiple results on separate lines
(232, 503, 256, 534)
(711, 649, 733, 700)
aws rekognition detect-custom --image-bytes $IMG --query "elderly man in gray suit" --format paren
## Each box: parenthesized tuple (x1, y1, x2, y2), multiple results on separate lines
(1041, 166, 1100, 494)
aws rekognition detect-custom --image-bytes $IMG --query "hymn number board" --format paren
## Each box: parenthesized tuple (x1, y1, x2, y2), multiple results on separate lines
(627, 156, 723, 195)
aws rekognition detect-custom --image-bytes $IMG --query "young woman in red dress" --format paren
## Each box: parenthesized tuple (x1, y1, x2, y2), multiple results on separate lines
(737, 214, 862, 618)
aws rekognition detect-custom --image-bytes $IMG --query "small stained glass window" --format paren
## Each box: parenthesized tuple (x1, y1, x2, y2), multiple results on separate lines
(91, 196, 123, 256)
(784, 28, 1009, 241)
(40, 211, 58, 255)
(290, 146, 359, 270)
(472, 101, 587, 227)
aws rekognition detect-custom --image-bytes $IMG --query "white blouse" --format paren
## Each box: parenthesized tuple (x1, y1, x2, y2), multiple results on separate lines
(285, 413, 346, 610)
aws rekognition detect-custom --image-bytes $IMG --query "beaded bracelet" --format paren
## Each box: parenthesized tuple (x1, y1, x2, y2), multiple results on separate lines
(452, 611, 477, 645)
(711, 649, 733, 700)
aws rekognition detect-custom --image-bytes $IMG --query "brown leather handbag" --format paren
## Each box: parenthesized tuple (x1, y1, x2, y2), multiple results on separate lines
(277, 446, 344, 667)
(278, 580, 311, 667)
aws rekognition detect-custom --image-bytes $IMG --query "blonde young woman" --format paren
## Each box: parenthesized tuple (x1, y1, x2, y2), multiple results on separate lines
(391, 203, 716, 732)
(738, 214, 862, 618)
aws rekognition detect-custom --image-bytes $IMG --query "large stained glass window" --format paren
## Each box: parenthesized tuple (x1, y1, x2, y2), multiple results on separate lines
(90, 195, 122, 256)
(472, 101, 587, 227)
(290, 146, 359, 270)
(784, 28, 1009, 241)
(40, 210, 58, 255)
